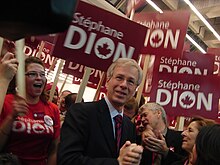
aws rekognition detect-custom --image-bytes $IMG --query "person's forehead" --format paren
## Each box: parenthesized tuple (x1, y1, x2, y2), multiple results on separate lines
(141, 108, 151, 115)
(114, 65, 137, 72)
(61, 91, 71, 97)
(26, 63, 44, 71)
(113, 66, 138, 79)
(188, 121, 199, 130)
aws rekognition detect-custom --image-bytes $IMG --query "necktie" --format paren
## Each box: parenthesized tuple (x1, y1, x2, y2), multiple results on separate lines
(152, 152, 161, 165)
(114, 115, 123, 152)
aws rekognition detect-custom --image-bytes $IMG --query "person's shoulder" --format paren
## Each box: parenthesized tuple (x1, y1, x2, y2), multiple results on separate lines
(170, 158, 188, 165)
(48, 101, 58, 109)
(4, 94, 15, 104)
(166, 128, 183, 140)
(68, 99, 107, 116)
(47, 101, 60, 113)
(168, 128, 182, 134)
(75, 99, 104, 108)
(5, 93, 14, 99)
(123, 115, 133, 122)
(123, 115, 135, 129)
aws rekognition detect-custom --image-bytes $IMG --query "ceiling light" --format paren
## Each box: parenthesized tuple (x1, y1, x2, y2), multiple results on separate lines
(146, 0, 163, 13)
(186, 34, 206, 53)
(145, 0, 206, 53)
(184, 0, 220, 41)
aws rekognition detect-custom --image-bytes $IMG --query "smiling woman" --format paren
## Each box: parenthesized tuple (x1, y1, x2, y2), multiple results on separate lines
(0, 56, 60, 165)
(171, 116, 216, 165)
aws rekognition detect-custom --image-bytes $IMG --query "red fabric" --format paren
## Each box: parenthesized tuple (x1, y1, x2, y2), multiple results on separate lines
(152, 153, 155, 165)
(114, 115, 122, 152)
(0, 94, 60, 165)
(45, 82, 59, 94)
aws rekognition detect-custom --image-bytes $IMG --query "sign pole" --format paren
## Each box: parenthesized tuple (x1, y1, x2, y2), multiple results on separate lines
(175, 116, 185, 131)
(36, 41, 45, 58)
(59, 74, 69, 95)
(49, 59, 64, 102)
(16, 39, 26, 100)
(93, 72, 106, 101)
(136, 55, 150, 106)
(0, 37, 3, 55)
(47, 57, 58, 75)
(75, 66, 92, 103)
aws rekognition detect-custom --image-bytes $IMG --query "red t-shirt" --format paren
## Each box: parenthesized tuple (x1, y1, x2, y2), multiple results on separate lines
(0, 94, 60, 165)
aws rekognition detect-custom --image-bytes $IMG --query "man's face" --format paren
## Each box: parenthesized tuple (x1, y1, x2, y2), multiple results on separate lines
(140, 109, 160, 130)
(106, 65, 138, 110)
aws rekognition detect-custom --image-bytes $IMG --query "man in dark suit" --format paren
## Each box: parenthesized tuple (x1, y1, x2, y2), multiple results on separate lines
(139, 103, 186, 165)
(58, 58, 144, 165)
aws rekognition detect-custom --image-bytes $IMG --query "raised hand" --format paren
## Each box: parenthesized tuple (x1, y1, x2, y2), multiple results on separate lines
(142, 129, 169, 156)
(0, 52, 18, 81)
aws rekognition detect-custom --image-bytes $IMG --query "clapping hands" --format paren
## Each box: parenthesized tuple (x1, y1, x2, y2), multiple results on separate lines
(118, 141, 143, 165)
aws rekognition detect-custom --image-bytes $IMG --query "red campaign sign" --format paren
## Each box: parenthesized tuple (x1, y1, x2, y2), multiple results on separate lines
(140, 52, 215, 96)
(25, 38, 57, 70)
(182, 51, 215, 75)
(133, 10, 190, 57)
(63, 60, 105, 84)
(52, 1, 147, 71)
(154, 51, 215, 76)
(149, 73, 220, 120)
(207, 48, 220, 75)
(34, 34, 57, 44)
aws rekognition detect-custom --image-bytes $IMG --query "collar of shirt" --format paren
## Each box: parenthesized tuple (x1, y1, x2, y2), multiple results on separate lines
(163, 127, 168, 136)
(104, 97, 123, 137)
(104, 97, 123, 118)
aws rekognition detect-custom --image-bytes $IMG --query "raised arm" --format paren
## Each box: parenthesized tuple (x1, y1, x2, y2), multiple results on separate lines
(0, 52, 18, 113)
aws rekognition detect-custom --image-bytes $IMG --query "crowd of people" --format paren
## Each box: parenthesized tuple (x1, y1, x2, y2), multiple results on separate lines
(0, 45, 220, 165)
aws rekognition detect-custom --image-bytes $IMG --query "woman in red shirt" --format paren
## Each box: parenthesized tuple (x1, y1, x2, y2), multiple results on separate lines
(0, 56, 60, 165)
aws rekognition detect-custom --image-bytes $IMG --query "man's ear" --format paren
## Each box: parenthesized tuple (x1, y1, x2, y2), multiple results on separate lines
(157, 110, 162, 117)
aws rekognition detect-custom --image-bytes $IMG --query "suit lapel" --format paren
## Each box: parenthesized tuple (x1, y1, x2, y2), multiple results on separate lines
(97, 99, 117, 156)
(120, 117, 129, 147)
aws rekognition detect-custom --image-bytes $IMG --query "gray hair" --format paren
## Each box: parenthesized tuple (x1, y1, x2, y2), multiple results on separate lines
(106, 58, 143, 85)
(139, 102, 167, 126)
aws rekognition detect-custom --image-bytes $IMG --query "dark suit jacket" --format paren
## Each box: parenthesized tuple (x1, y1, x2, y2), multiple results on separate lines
(140, 128, 187, 165)
(171, 158, 188, 165)
(57, 98, 136, 165)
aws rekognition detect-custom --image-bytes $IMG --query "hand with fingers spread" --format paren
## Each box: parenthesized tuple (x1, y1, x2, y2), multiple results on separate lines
(142, 127, 157, 151)
(142, 125, 157, 140)
(118, 141, 143, 165)
(142, 130, 169, 156)
(0, 52, 18, 82)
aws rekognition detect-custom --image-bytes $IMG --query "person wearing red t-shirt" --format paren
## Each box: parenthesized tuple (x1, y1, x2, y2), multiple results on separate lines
(0, 56, 60, 165)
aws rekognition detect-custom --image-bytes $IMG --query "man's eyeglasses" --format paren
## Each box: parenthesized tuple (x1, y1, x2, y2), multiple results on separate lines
(25, 71, 46, 78)
(113, 75, 137, 87)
